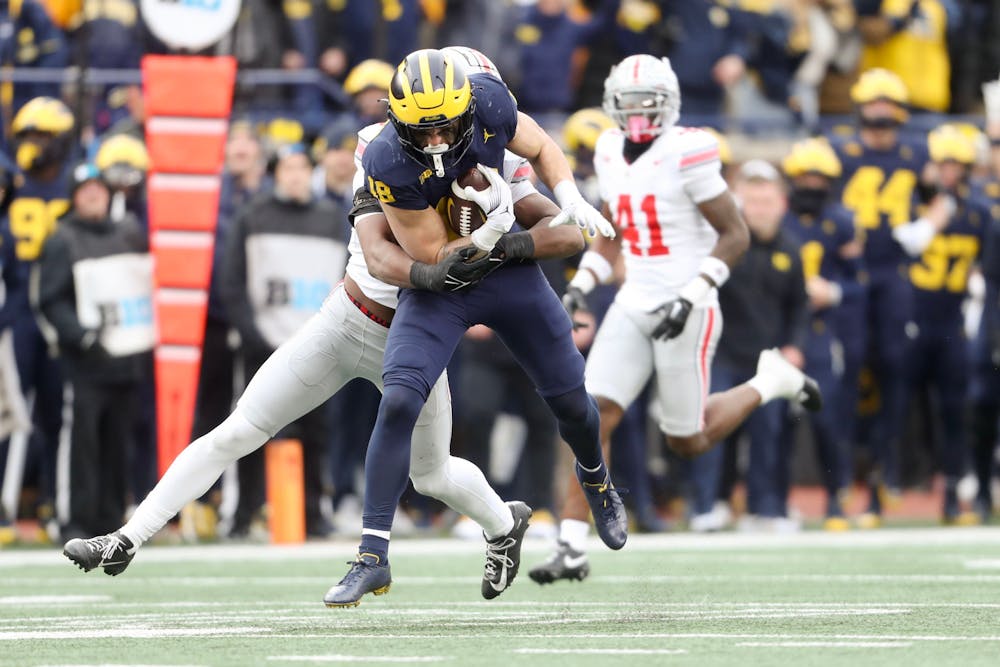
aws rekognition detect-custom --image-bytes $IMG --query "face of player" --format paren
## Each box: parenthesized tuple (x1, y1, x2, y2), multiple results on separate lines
(858, 100, 903, 149)
(412, 120, 459, 152)
(274, 153, 313, 203)
(736, 179, 787, 241)
(73, 180, 111, 221)
(935, 160, 967, 191)
(617, 92, 662, 143)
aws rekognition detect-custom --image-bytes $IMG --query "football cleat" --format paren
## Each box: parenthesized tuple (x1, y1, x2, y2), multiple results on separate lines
(528, 540, 591, 585)
(481, 501, 532, 600)
(757, 348, 822, 411)
(576, 464, 628, 550)
(63, 531, 136, 575)
(323, 553, 392, 607)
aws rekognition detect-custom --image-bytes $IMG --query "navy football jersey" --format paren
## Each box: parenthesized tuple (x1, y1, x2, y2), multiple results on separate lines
(830, 133, 929, 271)
(783, 203, 859, 324)
(2, 166, 72, 313)
(909, 190, 990, 324)
(361, 73, 518, 211)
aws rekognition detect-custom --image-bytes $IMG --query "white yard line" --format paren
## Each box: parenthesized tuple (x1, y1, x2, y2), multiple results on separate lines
(514, 648, 687, 655)
(738, 641, 912, 648)
(266, 658, 448, 663)
(0, 595, 111, 604)
(5, 528, 1000, 568)
(963, 559, 1000, 569)
(0, 626, 271, 640)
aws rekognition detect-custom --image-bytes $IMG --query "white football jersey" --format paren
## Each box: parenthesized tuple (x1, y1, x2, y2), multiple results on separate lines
(348, 122, 538, 309)
(594, 125, 728, 312)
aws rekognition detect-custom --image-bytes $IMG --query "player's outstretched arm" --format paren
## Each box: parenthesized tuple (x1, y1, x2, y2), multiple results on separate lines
(507, 111, 615, 239)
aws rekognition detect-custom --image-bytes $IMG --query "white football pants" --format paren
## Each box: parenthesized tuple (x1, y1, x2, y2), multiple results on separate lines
(121, 284, 512, 545)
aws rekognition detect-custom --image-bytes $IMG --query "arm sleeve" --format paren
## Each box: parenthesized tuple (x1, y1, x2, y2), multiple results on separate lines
(220, 209, 270, 352)
(33, 233, 89, 349)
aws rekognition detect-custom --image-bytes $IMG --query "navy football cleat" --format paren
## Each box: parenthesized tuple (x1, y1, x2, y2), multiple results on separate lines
(528, 540, 591, 584)
(63, 531, 136, 576)
(577, 463, 628, 550)
(324, 553, 392, 607)
(481, 501, 532, 600)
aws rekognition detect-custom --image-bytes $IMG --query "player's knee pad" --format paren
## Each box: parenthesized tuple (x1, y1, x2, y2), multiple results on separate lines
(209, 411, 270, 459)
(410, 462, 449, 498)
(543, 384, 592, 424)
(378, 383, 426, 428)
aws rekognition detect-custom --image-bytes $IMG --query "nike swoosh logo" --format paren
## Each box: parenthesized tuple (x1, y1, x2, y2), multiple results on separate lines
(489, 565, 508, 592)
(563, 554, 588, 569)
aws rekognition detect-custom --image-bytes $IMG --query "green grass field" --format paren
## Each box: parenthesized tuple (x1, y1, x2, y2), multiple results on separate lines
(3, 529, 1000, 666)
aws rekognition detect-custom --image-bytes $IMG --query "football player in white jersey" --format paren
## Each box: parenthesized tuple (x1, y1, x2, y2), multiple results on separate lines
(532, 54, 822, 584)
(62, 113, 583, 602)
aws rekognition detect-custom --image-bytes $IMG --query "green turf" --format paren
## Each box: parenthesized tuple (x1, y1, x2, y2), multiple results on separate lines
(2, 530, 1000, 666)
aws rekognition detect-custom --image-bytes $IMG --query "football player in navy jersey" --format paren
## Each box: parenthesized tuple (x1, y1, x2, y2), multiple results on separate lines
(906, 125, 991, 524)
(828, 68, 946, 527)
(2, 97, 75, 539)
(780, 139, 863, 531)
(324, 49, 626, 607)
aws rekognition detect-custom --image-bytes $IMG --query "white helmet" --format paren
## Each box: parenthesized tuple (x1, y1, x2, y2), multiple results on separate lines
(602, 54, 681, 143)
(441, 46, 502, 81)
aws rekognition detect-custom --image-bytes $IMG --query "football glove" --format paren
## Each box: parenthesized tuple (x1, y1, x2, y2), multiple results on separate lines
(549, 181, 616, 239)
(451, 164, 516, 252)
(562, 286, 590, 330)
(651, 298, 693, 340)
(410, 246, 504, 293)
(489, 231, 535, 262)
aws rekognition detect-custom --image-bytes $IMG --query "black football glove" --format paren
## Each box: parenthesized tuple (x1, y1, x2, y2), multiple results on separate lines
(489, 231, 535, 262)
(651, 298, 693, 340)
(561, 286, 591, 330)
(410, 246, 505, 293)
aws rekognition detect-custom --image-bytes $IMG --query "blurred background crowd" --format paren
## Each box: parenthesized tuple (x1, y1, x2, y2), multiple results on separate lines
(1, 0, 1000, 547)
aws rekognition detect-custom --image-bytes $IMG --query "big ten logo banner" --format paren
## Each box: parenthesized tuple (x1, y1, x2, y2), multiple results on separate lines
(141, 0, 241, 51)
(245, 233, 348, 348)
(73, 253, 156, 356)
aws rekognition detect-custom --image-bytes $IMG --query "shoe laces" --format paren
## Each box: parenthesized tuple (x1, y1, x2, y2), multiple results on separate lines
(483, 537, 516, 579)
(93, 534, 124, 561)
(338, 556, 376, 586)
(584, 478, 629, 517)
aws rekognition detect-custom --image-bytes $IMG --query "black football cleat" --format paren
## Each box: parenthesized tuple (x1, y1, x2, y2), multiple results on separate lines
(63, 531, 136, 576)
(481, 501, 532, 600)
(528, 540, 591, 585)
(576, 464, 628, 550)
(324, 553, 392, 607)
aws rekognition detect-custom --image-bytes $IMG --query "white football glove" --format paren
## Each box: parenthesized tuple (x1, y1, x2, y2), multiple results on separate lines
(548, 181, 616, 239)
(451, 163, 515, 251)
(983, 78, 1000, 124)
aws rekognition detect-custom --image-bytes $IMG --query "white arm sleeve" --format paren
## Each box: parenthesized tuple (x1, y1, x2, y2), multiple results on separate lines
(892, 218, 937, 257)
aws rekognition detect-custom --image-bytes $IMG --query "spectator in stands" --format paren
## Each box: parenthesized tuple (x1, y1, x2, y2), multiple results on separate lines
(64, 0, 145, 138)
(857, 0, 958, 113)
(34, 163, 153, 540)
(221, 143, 347, 539)
(0, 0, 68, 132)
(656, 0, 750, 124)
(688, 160, 808, 533)
(342, 59, 393, 126)
(501, 0, 619, 124)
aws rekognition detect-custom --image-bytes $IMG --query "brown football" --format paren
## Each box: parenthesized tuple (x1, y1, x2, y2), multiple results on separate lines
(446, 168, 489, 237)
